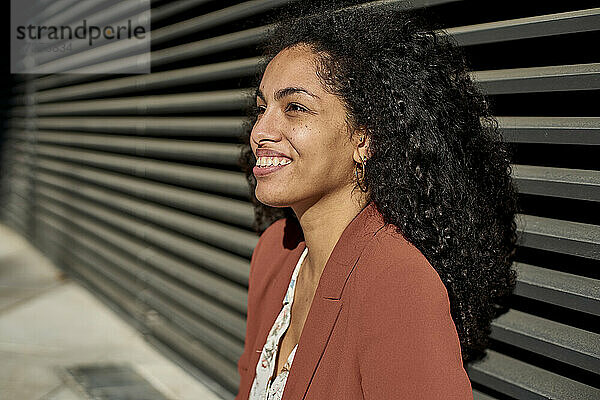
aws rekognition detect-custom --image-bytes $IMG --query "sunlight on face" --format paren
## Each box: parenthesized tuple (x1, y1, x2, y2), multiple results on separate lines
(250, 44, 357, 209)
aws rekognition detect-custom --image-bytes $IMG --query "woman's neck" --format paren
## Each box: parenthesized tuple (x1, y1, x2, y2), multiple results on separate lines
(292, 191, 369, 282)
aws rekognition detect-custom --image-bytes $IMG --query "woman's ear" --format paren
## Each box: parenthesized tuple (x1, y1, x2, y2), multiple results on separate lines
(352, 127, 372, 164)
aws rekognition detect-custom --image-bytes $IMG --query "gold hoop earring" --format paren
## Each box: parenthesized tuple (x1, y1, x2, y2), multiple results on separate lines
(355, 156, 368, 192)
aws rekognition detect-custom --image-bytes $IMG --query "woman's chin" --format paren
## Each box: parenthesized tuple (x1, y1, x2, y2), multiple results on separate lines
(255, 189, 292, 208)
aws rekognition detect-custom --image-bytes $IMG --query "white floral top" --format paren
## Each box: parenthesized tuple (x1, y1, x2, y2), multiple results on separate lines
(249, 246, 309, 400)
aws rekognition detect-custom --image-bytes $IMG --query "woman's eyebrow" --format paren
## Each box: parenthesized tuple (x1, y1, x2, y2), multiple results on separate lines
(255, 87, 321, 102)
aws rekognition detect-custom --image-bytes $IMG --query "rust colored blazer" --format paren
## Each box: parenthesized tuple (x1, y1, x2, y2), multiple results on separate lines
(235, 201, 473, 399)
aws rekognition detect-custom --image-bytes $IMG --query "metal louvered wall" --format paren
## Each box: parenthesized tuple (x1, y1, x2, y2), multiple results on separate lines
(1, 1, 599, 399)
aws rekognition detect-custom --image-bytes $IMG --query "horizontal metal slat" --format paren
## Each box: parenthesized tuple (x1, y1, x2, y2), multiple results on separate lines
(12, 147, 600, 258)
(472, 391, 497, 400)
(4, 169, 30, 187)
(36, 199, 247, 326)
(14, 0, 462, 91)
(11, 89, 252, 116)
(447, 8, 600, 46)
(19, 0, 279, 76)
(34, 0, 149, 66)
(16, 131, 599, 202)
(497, 117, 600, 145)
(34, 170, 257, 257)
(152, 24, 270, 68)
(11, 25, 268, 93)
(55, 236, 150, 324)
(490, 309, 600, 374)
(3, 187, 27, 209)
(28, 60, 600, 105)
(32, 57, 261, 103)
(467, 350, 600, 399)
(24, 163, 600, 388)
(139, 288, 244, 364)
(33, 157, 254, 228)
(151, 0, 219, 23)
(86, 0, 464, 74)
(13, 143, 249, 198)
(21, 131, 241, 166)
(3, 173, 25, 197)
(29, 0, 291, 74)
(36, 211, 247, 347)
(513, 262, 600, 316)
(35, 184, 250, 285)
(10, 116, 248, 137)
(35, 0, 201, 37)
(148, 310, 240, 393)
(38, 224, 240, 393)
(473, 63, 600, 94)
(517, 214, 600, 260)
(28, 22, 151, 76)
(12, 1, 273, 91)
(34, 223, 150, 328)
(3, 177, 29, 200)
(152, 0, 295, 46)
(512, 165, 600, 202)
(34, 0, 80, 24)
(40, 0, 114, 28)
(4, 197, 27, 218)
(17, 1, 591, 91)
(151, 0, 460, 48)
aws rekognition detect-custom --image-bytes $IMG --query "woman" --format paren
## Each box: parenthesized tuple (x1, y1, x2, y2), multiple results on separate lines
(236, 2, 518, 399)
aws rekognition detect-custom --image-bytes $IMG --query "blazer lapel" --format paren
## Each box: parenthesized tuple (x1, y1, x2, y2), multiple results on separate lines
(246, 224, 306, 379)
(282, 201, 386, 399)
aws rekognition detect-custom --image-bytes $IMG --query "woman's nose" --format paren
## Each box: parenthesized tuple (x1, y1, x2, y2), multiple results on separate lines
(251, 108, 283, 144)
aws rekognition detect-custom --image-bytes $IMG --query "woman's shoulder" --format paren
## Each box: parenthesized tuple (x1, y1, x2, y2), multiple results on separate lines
(358, 223, 447, 296)
(250, 218, 286, 269)
(354, 225, 456, 343)
(250, 217, 303, 280)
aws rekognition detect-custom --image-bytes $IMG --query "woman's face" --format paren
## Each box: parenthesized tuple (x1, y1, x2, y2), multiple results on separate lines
(251, 44, 363, 210)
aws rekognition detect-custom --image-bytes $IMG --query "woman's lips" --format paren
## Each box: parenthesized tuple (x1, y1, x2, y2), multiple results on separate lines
(253, 161, 291, 177)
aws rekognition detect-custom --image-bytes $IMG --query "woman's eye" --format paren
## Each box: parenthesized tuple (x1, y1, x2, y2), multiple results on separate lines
(255, 103, 307, 116)
(286, 103, 307, 113)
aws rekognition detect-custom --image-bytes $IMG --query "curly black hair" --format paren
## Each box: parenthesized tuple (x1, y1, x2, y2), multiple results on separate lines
(238, 1, 518, 365)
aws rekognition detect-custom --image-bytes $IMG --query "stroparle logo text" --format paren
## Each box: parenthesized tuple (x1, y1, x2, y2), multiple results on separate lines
(15, 19, 147, 47)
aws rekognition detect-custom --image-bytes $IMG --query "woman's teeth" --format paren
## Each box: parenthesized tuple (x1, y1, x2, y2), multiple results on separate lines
(256, 156, 292, 167)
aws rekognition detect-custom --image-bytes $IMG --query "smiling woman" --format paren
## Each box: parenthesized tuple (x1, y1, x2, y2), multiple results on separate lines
(237, 2, 518, 399)
(250, 44, 365, 211)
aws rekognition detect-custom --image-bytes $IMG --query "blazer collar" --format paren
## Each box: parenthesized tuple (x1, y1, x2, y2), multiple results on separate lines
(280, 200, 386, 399)
(303, 199, 386, 299)
(272, 200, 386, 298)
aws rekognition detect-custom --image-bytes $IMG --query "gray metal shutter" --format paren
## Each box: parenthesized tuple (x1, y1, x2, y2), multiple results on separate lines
(1, 1, 598, 399)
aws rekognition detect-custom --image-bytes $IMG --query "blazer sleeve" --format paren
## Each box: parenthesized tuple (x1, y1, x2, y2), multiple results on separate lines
(357, 242, 473, 399)
(236, 230, 265, 384)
